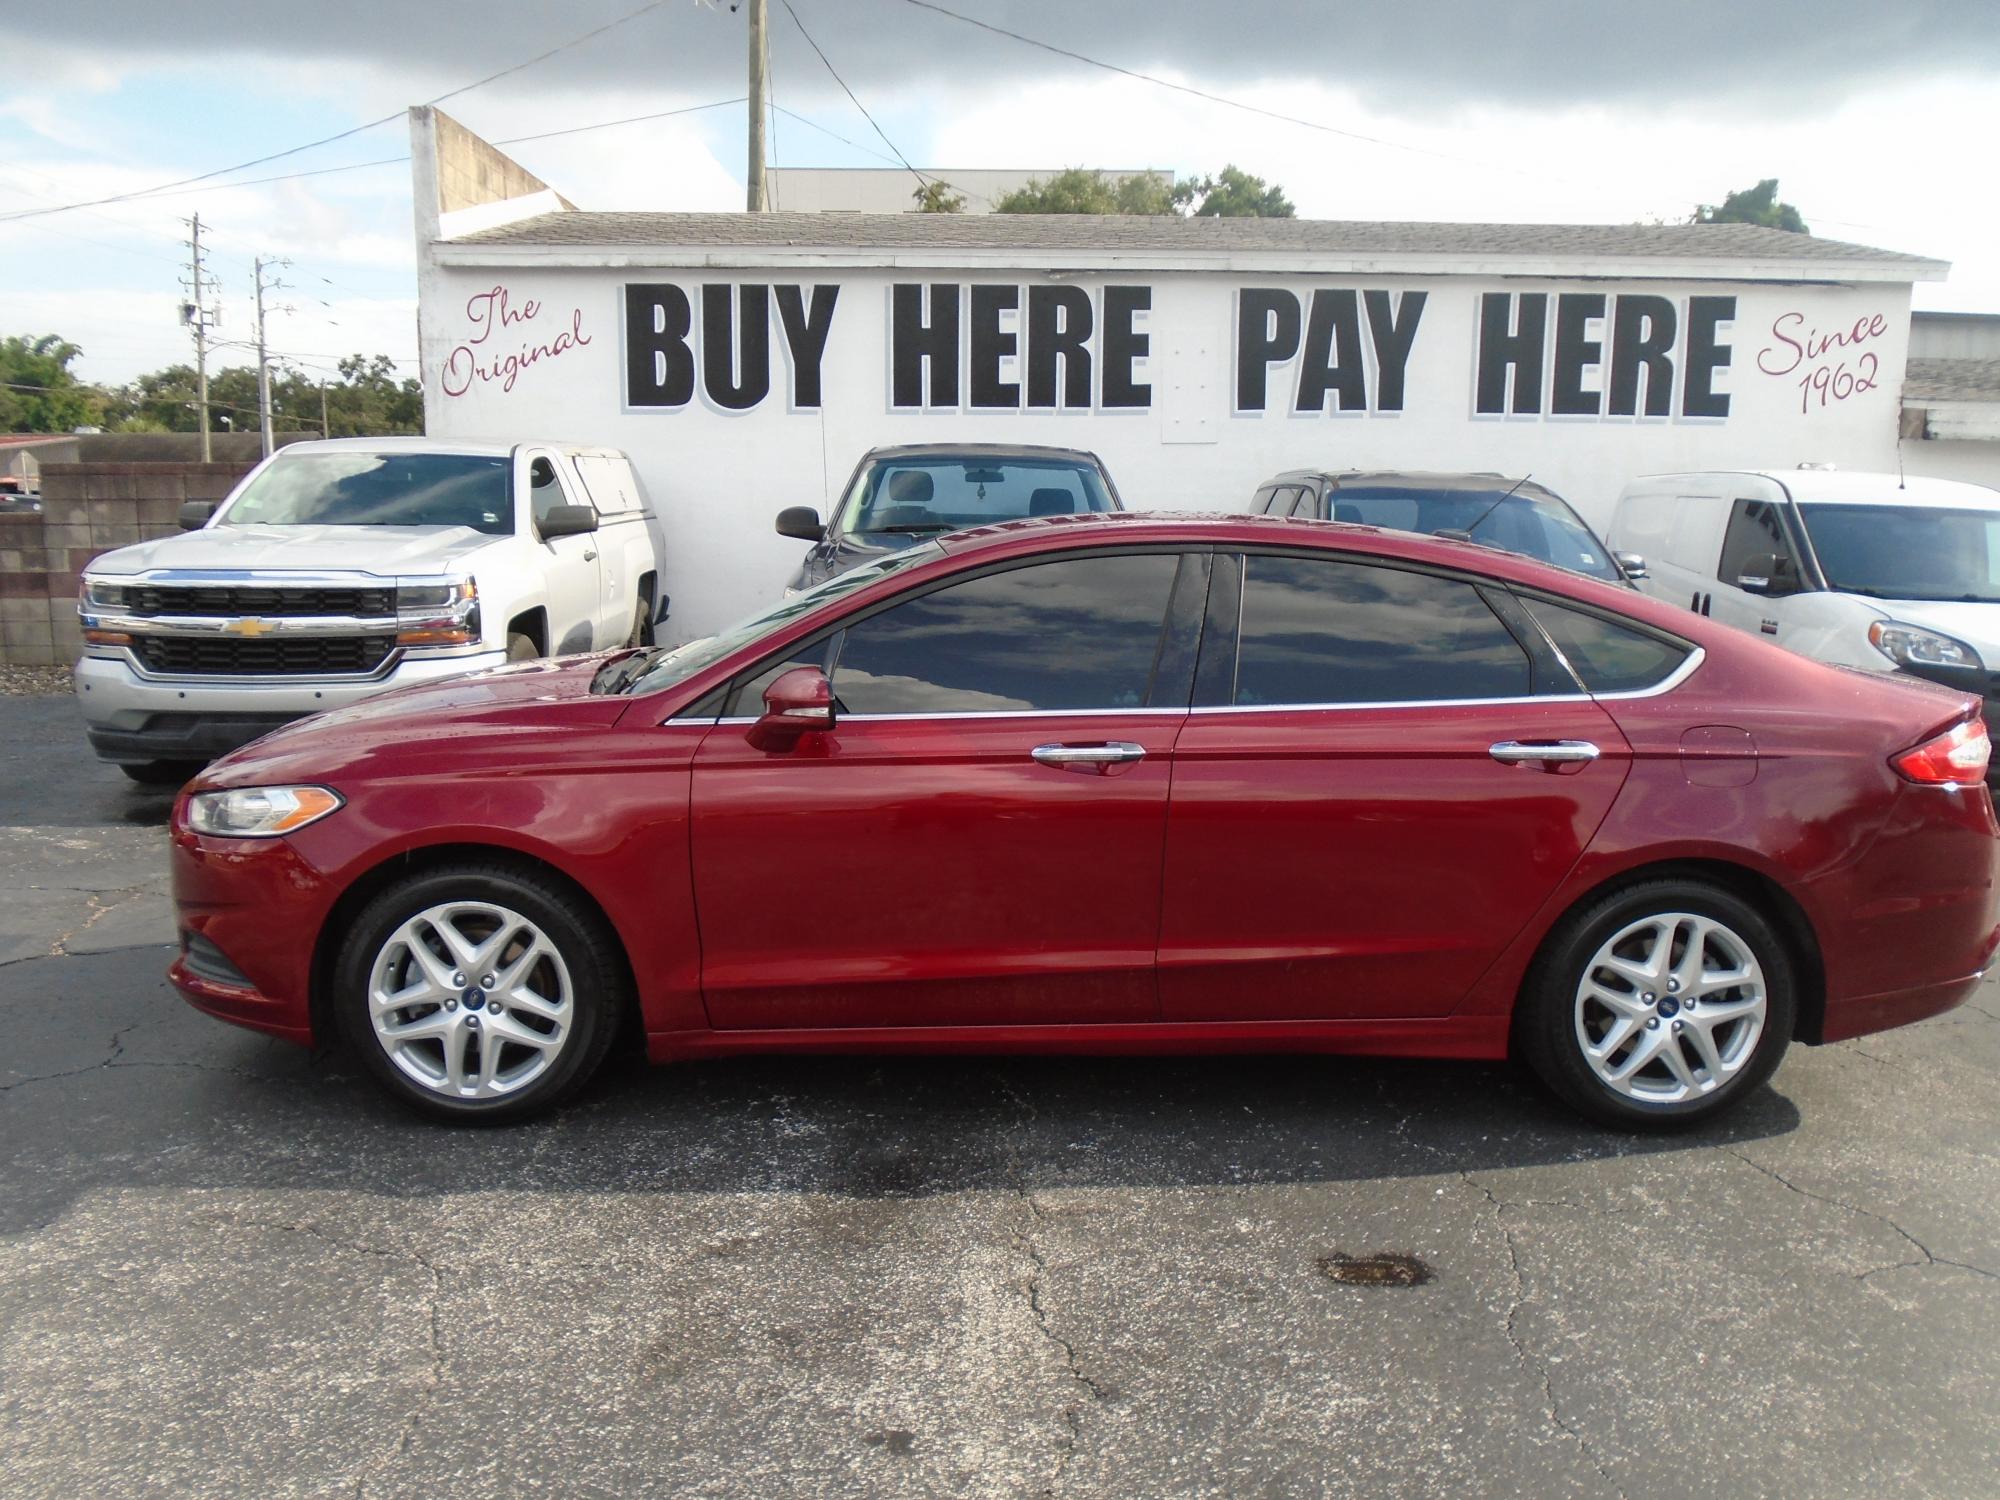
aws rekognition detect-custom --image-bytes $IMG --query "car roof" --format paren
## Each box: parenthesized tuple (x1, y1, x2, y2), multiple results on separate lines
(859, 442, 1107, 465)
(1631, 469, 2000, 506)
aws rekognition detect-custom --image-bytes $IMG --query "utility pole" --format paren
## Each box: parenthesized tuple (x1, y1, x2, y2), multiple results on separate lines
(250, 256, 290, 458)
(746, 0, 769, 211)
(182, 214, 215, 462)
(319, 379, 330, 439)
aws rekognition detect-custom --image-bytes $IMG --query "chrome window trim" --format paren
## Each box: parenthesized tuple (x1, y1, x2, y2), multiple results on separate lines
(1588, 645, 1706, 700)
(712, 706, 1192, 725)
(1190, 694, 1595, 715)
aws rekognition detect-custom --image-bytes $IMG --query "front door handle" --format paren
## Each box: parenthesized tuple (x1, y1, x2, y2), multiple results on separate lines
(1490, 740, 1601, 765)
(1031, 742, 1147, 766)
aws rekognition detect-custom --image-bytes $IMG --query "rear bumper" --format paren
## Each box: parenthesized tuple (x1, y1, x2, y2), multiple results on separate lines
(1818, 969, 1986, 1044)
(75, 647, 507, 764)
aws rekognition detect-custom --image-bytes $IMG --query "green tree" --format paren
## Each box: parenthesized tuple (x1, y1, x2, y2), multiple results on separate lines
(0, 334, 99, 432)
(1693, 178, 1808, 234)
(912, 179, 966, 213)
(995, 165, 1293, 217)
(1184, 164, 1295, 218)
(100, 353, 423, 437)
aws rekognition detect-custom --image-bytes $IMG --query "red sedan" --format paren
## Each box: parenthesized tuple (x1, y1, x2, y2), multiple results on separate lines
(167, 514, 2000, 1127)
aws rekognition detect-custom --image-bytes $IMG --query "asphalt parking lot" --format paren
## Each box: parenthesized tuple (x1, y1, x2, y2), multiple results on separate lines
(1, 689, 1996, 1499)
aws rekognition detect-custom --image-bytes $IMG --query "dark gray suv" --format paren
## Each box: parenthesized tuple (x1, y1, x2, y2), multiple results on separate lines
(777, 443, 1122, 592)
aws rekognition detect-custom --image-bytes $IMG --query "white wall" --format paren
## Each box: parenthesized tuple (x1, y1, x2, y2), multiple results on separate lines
(423, 264, 1913, 642)
(1902, 438, 2000, 490)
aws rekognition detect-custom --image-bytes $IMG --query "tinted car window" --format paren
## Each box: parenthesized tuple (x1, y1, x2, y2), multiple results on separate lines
(222, 453, 514, 535)
(831, 553, 1181, 714)
(1718, 499, 1795, 584)
(1324, 483, 1621, 582)
(840, 457, 1116, 538)
(1520, 597, 1689, 693)
(1233, 555, 1531, 706)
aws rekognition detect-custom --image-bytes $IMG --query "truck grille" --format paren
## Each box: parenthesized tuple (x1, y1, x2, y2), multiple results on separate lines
(135, 635, 396, 677)
(125, 584, 395, 618)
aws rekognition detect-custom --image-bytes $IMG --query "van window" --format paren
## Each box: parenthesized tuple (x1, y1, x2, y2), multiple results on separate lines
(1718, 500, 1795, 587)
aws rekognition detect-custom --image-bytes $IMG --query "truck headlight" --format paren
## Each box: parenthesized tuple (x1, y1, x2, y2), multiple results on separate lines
(183, 785, 344, 839)
(395, 578, 480, 647)
(81, 578, 130, 609)
(1868, 620, 1983, 672)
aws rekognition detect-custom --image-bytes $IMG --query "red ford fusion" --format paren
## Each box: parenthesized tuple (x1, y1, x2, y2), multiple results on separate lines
(167, 513, 2000, 1128)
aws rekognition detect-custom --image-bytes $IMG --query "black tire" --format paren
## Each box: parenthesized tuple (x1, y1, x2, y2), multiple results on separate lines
(506, 632, 539, 662)
(627, 594, 655, 649)
(120, 760, 203, 787)
(1515, 878, 1795, 1130)
(332, 862, 628, 1123)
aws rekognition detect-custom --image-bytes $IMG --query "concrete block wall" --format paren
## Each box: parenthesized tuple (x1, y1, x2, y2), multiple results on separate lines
(0, 463, 252, 666)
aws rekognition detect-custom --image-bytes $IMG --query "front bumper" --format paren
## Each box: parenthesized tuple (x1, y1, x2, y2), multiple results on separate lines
(75, 647, 509, 764)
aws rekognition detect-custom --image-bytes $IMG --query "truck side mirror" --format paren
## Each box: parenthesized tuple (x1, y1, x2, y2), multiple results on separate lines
(747, 666, 835, 751)
(1613, 550, 1648, 581)
(1736, 553, 1799, 597)
(178, 500, 217, 531)
(537, 504, 598, 540)
(776, 506, 823, 542)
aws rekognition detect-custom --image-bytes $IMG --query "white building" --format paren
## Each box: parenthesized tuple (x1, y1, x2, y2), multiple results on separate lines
(411, 108, 1965, 643)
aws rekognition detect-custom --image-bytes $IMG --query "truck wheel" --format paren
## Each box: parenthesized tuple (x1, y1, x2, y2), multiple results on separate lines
(506, 633, 539, 662)
(120, 760, 203, 787)
(627, 597, 655, 649)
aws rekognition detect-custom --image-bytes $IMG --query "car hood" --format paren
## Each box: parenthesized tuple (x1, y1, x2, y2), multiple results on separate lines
(199, 652, 633, 788)
(1860, 598, 2000, 658)
(88, 523, 504, 577)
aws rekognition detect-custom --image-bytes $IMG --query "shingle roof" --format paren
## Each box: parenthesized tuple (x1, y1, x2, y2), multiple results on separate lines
(1905, 357, 2000, 404)
(447, 211, 1937, 269)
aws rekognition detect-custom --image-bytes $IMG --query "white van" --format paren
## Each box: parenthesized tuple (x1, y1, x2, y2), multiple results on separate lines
(1606, 468, 2000, 713)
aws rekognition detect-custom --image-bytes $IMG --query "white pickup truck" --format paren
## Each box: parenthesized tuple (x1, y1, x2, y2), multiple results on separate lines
(75, 437, 666, 782)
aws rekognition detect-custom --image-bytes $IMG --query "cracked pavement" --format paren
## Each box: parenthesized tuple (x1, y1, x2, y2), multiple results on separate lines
(0, 693, 1996, 1497)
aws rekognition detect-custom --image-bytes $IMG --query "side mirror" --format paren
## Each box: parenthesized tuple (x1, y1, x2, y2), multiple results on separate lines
(747, 665, 835, 750)
(538, 504, 598, 540)
(776, 505, 823, 542)
(1736, 553, 1799, 596)
(178, 500, 217, 531)
(1613, 550, 1649, 581)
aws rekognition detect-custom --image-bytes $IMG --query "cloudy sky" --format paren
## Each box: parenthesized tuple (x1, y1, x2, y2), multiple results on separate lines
(4, 0, 1997, 392)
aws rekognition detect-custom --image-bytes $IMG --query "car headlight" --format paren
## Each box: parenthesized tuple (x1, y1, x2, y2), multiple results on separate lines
(81, 577, 130, 609)
(395, 577, 480, 647)
(183, 785, 344, 839)
(1868, 620, 1984, 672)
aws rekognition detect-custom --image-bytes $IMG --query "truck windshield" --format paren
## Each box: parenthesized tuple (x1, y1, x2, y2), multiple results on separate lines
(838, 457, 1115, 538)
(1798, 503, 2000, 603)
(613, 543, 948, 697)
(221, 453, 514, 536)
(1329, 484, 1623, 582)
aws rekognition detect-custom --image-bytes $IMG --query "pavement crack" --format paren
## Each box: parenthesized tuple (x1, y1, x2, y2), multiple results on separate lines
(0, 1024, 135, 1092)
(44, 884, 152, 958)
(1727, 1150, 1998, 1283)
(1461, 1173, 1630, 1500)
(996, 1073, 1106, 1497)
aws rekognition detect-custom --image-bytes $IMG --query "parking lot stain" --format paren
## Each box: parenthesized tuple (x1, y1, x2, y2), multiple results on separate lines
(1316, 1252, 1435, 1288)
(863, 1429, 916, 1456)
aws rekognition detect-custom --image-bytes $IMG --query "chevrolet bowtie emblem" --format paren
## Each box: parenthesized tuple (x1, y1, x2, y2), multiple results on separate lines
(223, 618, 276, 637)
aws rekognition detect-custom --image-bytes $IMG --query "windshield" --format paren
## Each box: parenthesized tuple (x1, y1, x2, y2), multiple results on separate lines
(221, 453, 514, 535)
(1328, 484, 1622, 582)
(838, 457, 1115, 538)
(1798, 502, 2000, 603)
(612, 542, 948, 697)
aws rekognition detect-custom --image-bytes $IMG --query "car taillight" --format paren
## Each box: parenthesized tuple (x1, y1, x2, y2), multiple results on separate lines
(1892, 717, 1991, 787)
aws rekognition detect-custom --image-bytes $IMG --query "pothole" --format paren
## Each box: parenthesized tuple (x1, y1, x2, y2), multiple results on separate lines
(1317, 1252, 1435, 1287)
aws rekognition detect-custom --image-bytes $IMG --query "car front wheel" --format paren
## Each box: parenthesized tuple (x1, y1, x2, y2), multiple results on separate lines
(334, 864, 625, 1122)
(1517, 879, 1795, 1130)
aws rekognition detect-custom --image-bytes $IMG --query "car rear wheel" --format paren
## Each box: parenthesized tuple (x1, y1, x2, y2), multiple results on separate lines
(1517, 879, 1794, 1130)
(334, 864, 625, 1122)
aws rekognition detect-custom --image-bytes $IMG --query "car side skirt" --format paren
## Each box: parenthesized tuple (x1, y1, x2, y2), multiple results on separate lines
(646, 1015, 1512, 1065)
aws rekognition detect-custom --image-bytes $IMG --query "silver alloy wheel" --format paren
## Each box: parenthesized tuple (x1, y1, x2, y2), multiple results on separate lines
(367, 900, 574, 1101)
(1573, 911, 1767, 1103)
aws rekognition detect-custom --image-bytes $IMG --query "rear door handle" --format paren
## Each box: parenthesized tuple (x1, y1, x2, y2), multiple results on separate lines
(1489, 740, 1601, 765)
(1032, 742, 1147, 765)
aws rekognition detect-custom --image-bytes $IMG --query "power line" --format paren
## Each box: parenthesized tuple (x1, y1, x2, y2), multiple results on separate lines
(778, 0, 931, 193)
(0, 0, 677, 225)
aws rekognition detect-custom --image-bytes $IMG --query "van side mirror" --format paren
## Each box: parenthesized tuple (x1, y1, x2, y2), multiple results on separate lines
(538, 504, 598, 540)
(178, 500, 217, 530)
(747, 666, 836, 751)
(1736, 553, 1799, 597)
(776, 506, 823, 542)
(1613, 550, 1648, 581)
